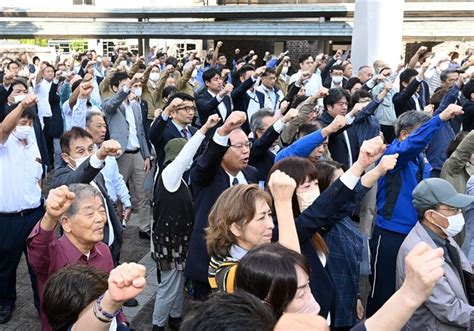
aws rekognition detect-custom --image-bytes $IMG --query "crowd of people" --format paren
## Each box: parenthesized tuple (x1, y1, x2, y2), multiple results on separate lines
(0, 41, 473, 331)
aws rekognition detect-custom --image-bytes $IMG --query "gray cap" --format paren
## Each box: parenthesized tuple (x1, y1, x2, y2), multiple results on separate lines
(413, 178, 474, 210)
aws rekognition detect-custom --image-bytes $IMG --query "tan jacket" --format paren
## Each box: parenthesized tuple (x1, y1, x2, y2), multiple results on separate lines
(441, 130, 474, 193)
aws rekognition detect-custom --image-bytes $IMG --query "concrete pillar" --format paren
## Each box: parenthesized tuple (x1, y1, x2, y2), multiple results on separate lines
(350, 0, 404, 73)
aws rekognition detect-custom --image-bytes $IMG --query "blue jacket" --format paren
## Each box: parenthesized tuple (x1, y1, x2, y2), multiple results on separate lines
(274, 129, 325, 162)
(375, 115, 444, 234)
(426, 85, 459, 171)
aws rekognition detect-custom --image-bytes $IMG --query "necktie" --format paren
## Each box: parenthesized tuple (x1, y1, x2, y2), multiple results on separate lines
(232, 177, 239, 186)
(181, 128, 189, 140)
(446, 241, 468, 297)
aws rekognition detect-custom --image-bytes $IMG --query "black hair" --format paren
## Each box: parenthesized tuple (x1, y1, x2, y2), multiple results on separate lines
(314, 159, 346, 192)
(446, 131, 468, 158)
(43, 264, 108, 331)
(330, 64, 344, 73)
(289, 95, 308, 109)
(20, 107, 36, 120)
(262, 68, 276, 77)
(440, 69, 459, 82)
(235, 243, 311, 317)
(71, 79, 82, 93)
(239, 64, 256, 77)
(165, 92, 195, 108)
(298, 121, 323, 138)
(60, 127, 93, 155)
(6, 60, 19, 69)
(323, 88, 350, 109)
(298, 53, 312, 64)
(110, 71, 129, 89)
(162, 85, 178, 100)
(345, 77, 362, 92)
(202, 68, 220, 83)
(399, 69, 418, 91)
(350, 89, 372, 106)
(428, 88, 449, 110)
(180, 290, 276, 331)
(12, 78, 28, 91)
(462, 79, 474, 101)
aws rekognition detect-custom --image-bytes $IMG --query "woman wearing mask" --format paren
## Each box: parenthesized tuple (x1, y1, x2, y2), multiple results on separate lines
(267, 137, 398, 322)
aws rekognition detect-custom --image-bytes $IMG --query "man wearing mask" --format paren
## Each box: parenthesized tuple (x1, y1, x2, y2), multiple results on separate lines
(367, 105, 464, 318)
(323, 65, 347, 89)
(53, 127, 124, 264)
(102, 72, 152, 240)
(0, 95, 42, 324)
(396, 178, 474, 330)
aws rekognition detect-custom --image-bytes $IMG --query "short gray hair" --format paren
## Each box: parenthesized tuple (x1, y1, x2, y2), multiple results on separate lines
(64, 184, 103, 218)
(394, 110, 431, 137)
(85, 110, 104, 129)
(250, 108, 274, 133)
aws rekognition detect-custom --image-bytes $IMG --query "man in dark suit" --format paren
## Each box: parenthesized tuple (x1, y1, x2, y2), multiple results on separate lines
(322, 65, 348, 89)
(230, 65, 265, 134)
(149, 92, 198, 172)
(52, 127, 123, 265)
(393, 64, 430, 117)
(184, 111, 257, 300)
(249, 108, 298, 183)
(317, 88, 359, 167)
(195, 68, 233, 125)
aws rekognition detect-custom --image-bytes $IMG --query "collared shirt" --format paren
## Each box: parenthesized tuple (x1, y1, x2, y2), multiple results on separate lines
(124, 102, 140, 150)
(0, 133, 42, 212)
(35, 79, 53, 122)
(256, 85, 280, 111)
(27, 222, 115, 330)
(171, 120, 192, 140)
(100, 154, 131, 208)
(207, 89, 229, 120)
(225, 170, 248, 187)
(229, 244, 248, 260)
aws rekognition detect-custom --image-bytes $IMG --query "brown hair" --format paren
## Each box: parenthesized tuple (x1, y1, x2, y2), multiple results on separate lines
(268, 157, 328, 255)
(206, 184, 273, 258)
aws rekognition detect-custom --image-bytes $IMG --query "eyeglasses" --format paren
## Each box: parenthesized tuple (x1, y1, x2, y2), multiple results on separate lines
(436, 207, 462, 214)
(176, 106, 196, 112)
(229, 141, 252, 149)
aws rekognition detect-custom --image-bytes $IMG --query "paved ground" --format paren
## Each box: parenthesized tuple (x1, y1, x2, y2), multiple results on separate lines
(0, 213, 159, 331)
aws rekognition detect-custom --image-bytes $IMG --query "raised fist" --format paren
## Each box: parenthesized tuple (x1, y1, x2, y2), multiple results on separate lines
(268, 170, 297, 203)
(97, 140, 122, 160)
(45, 185, 76, 220)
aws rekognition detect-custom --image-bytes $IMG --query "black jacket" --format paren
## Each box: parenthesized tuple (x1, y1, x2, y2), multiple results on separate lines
(184, 139, 258, 283)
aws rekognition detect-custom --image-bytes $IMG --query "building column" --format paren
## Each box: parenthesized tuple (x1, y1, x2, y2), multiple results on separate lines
(350, 0, 405, 72)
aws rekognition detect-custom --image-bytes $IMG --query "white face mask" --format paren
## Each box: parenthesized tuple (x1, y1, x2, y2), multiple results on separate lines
(13, 125, 33, 140)
(332, 75, 343, 84)
(296, 188, 320, 212)
(14, 94, 26, 104)
(149, 72, 160, 82)
(132, 87, 142, 97)
(431, 210, 465, 237)
(191, 69, 198, 78)
(281, 66, 289, 75)
(68, 155, 89, 170)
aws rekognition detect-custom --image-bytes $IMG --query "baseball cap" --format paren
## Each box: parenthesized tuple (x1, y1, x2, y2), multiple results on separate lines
(413, 178, 474, 210)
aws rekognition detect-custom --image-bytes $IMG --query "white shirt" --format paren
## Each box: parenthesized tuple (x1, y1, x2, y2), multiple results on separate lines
(256, 85, 283, 112)
(0, 133, 42, 212)
(35, 79, 53, 122)
(207, 89, 229, 120)
(124, 103, 140, 150)
(246, 89, 262, 124)
(289, 70, 323, 97)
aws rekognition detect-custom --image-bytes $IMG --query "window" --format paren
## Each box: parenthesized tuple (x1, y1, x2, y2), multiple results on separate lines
(73, 0, 95, 5)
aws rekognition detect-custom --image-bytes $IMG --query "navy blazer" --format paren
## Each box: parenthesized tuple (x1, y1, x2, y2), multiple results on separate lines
(184, 139, 258, 283)
(231, 77, 265, 134)
(393, 79, 430, 117)
(148, 115, 198, 171)
(249, 125, 281, 183)
(53, 158, 123, 265)
(195, 90, 233, 125)
(317, 111, 359, 167)
(272, 178, 357, 318)
(48, 82, 64, 139)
